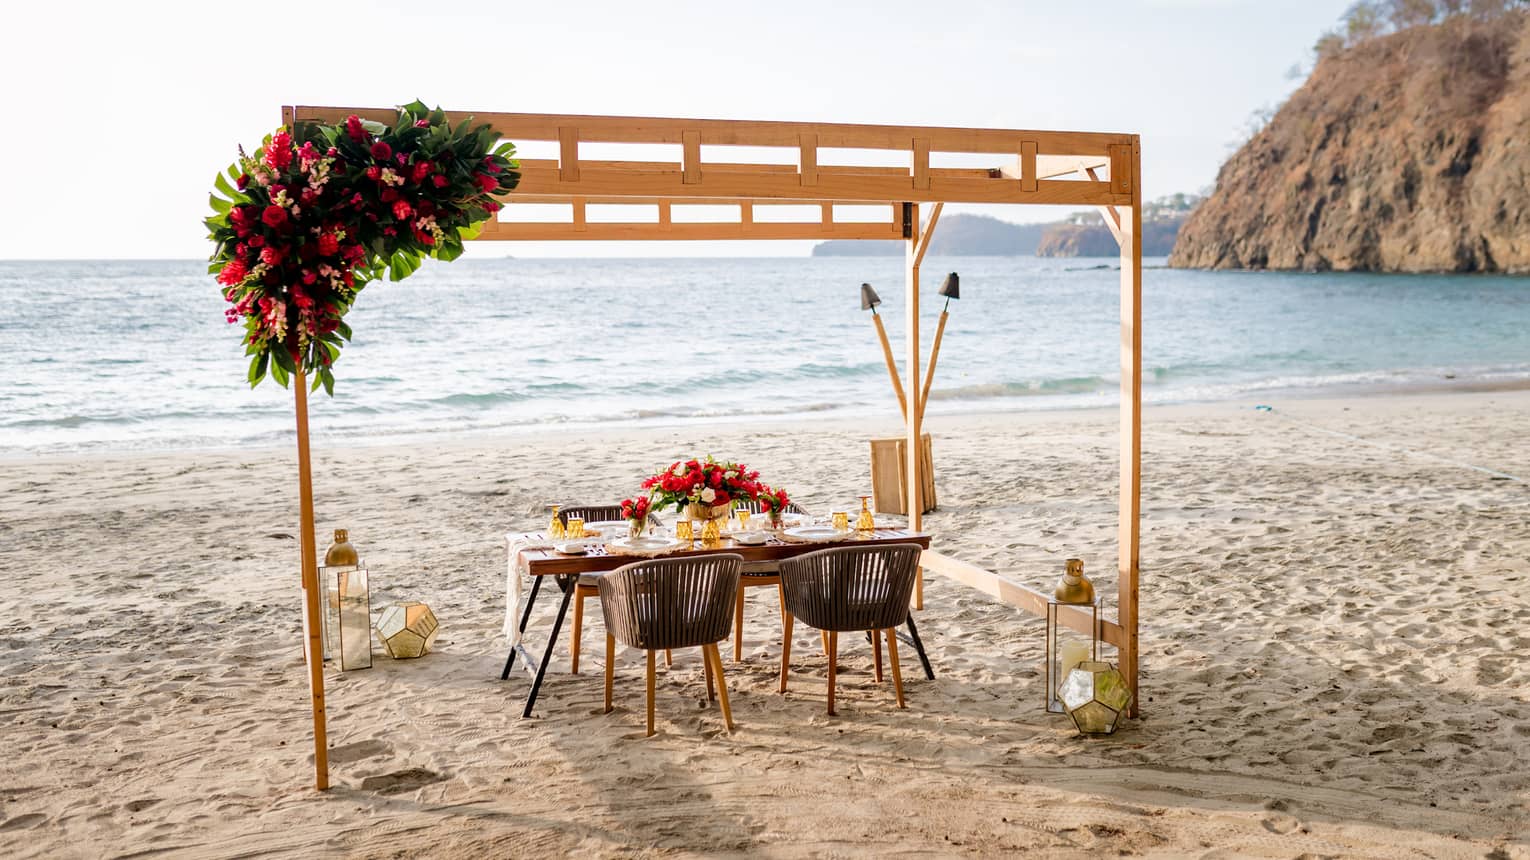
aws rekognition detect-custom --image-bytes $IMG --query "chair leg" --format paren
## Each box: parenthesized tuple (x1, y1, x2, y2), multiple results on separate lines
(646, 649, 657, 737)
(706, 643, 735, 731)
(873, 630, 883, 683)
(604, 633, 615, 714)
(826, 631, 838, 716)
(734, 585, 746, 662)
(821, 630, 829, 656)
(664, 648, 673, 668)
(571, 591, 585, 674)
(779, 611, 794, 693)
(704, 647, 715, 701)
(885, 628, 906, 709)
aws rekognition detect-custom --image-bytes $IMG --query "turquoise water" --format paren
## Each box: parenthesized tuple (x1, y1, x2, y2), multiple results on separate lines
(1, 257, 1527, 455)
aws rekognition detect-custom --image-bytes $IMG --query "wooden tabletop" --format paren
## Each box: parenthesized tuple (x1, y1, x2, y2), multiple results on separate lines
(513, 527, 930, 577)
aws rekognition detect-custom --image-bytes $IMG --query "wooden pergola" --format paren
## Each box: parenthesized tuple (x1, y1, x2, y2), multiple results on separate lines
(282, 106, 1142, 790)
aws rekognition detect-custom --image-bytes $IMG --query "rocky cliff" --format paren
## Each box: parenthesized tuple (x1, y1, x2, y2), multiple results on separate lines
(1170, 12, 1530, 273)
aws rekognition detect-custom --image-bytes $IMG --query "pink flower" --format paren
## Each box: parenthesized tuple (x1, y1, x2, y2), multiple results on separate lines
(414, 118, 429, 128)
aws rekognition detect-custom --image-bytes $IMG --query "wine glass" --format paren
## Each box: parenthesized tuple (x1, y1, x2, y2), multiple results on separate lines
(548, 504, 565, 540)
(856, 495, 875, 532)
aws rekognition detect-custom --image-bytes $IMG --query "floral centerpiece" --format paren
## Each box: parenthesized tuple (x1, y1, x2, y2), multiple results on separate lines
(618, 496, 651, 539)
(755, 484, 794, 527)
(206, 100, 519, 394)
(641, 458, 762, 520)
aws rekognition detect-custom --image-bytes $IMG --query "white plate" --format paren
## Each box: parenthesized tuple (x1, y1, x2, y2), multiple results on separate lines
(554, 542, 588, 555)
(606, 535, 687, 553)
(782, 526, 848, 543)
(732, 531, 769, 546)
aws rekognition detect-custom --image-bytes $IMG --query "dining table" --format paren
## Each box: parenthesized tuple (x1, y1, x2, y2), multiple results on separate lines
(501, 525, 934, 718)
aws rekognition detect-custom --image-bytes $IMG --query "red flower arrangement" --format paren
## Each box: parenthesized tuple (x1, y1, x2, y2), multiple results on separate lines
(642, 458, 762, 514)
(755, 484, 793, 516)
(619, 496, 651, 524)
(206, 100, 519, 393)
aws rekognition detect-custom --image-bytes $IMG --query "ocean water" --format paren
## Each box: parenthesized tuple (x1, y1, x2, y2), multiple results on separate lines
(2, 256, 1528, 456)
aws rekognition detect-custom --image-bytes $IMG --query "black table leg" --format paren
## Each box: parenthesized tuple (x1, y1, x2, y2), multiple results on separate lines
(501, 574, 545, 680)
(522, 576, 576, 718)
(904, 613, 935, 680)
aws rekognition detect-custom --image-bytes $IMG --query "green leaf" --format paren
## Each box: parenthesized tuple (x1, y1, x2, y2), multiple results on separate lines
(248, 351, 269, 387)
(214, 172, 237, 199)
(271, 359, 290, 388)
(321, 369, 335, 396)
(208, 194, 232, 215)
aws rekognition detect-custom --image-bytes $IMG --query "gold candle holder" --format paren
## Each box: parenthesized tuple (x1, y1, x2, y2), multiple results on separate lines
(830, 510, 849, 532)
(676, 520, 694, 543)
(701, 517, 722, 544)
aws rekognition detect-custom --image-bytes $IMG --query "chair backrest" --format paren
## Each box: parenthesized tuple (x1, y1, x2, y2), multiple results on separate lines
(735, 499, 809, 515)
(778, 544, 922, 632)
(558, 504, 624, 525)
(598, 554, 743, 650)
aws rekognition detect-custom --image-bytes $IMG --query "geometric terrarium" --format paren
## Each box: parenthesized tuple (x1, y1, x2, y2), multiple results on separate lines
(375, 601, 439, 659)
(1058, 660, 1133, 735)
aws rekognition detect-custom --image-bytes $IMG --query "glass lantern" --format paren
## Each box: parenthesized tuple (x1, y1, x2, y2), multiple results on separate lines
(1044, 597, 1098, 713)
(319, 560, 372, 671)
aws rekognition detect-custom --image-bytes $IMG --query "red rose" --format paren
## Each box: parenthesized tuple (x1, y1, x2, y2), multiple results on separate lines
(248, 235, 265, 248)
(393, 200, 413, 220)
(236, 173, 249, 190)
(381, 187, 399, 203)
(482, 157, 501, 174)
(370, 141, 392, 161)
(365, 166, 382, 181)
(261, 205, 288, 228)
(318, 233, 339, 256)
(260, 246, 283, 266)
(345, 115, 367, 142)
(485, 201, 502, 213)
(301, 269, 317, 285)
(410, 161, 431, 183)
(432, 174, 448, 188)
(475, 173, 498, 193)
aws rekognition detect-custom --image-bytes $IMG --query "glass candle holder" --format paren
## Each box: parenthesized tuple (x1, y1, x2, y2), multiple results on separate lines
(856, 495, 875, 531)
(676, 520, 694, 542)
(548, 505, 565, 540)
(566, 517, 585, 540)
(830, 511, 850, 532)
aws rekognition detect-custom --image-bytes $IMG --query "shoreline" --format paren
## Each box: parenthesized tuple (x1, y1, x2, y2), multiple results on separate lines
(8, 373, 1530, 466)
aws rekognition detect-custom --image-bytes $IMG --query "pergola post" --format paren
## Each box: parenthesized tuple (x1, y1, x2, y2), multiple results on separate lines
(293, 370, 330, 790)
(1117, 137, 1142, 716)
(904, 201, 942, 610)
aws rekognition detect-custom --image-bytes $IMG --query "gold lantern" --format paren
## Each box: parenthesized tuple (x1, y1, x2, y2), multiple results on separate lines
(1059, 660, 1133, 734)
(375, 601, 439, 659)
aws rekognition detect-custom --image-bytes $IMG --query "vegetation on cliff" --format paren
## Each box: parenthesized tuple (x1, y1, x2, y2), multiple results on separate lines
(1171, 1, 1530, 272)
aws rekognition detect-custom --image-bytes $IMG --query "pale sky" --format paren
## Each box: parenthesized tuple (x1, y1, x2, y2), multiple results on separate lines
(0, 0, 1349, 259)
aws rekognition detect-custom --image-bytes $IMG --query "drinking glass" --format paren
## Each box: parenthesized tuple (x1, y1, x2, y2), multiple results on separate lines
(736, 510, 752, 531)
(831, 511, 849, 532)
(856, 495, 875, 532)
(566, 517, 585, 540)
(676, 520, 694, 542)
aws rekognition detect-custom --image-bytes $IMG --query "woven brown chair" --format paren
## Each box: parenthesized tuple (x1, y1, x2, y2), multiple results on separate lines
(777, 543, 922, 715)
(555, 504, 656, 675)
(598, 553, 743, 736)
(728, 500, 809, 663)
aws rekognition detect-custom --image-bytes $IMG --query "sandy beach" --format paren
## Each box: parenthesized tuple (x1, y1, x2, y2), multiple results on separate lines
(3, 388, 1529, 858)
